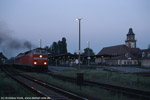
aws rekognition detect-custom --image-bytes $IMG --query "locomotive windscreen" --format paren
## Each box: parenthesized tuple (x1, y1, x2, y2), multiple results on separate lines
(41, 50, 47, 54)
(33, 49, 48, 54)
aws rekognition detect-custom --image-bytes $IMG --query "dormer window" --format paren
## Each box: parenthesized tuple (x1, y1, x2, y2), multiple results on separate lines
(142, 52, 145, 58)
(125, 53, 128, 58)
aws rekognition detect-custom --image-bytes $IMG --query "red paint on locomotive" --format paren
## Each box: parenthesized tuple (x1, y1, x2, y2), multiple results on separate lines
(14, 48, 48, 68)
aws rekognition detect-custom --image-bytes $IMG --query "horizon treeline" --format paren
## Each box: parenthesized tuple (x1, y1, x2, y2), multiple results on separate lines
(44, 37, 67, 56)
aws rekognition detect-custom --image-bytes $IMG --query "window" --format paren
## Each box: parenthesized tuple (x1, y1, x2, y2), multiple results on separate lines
(125, 53, 128, 58)
(142, 52, 145, 58)
(124, 61, 126, 65)
(127, 61, 130, 65)
(134, 61, 137, 65)
(130, 61, 132, 65)
(42, 50, 48, 55)
(34, 49, 41, 54)
(147, 52, 150, 58)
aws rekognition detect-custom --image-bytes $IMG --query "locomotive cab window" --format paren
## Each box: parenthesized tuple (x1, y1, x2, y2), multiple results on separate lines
(34, 49, 41, 54)
(33, 49, 48, 55)
(42, 50, 48, 55)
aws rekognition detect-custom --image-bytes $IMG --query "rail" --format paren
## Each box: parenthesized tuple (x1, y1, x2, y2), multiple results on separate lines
(1, 66, 88, 100)
(46, 72, 150, 99)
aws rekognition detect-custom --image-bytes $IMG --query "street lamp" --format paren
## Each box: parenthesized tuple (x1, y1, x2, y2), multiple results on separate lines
(76, 18, 83, 68)
(40, 39, 42, 48)
(87, 41, 90, 66)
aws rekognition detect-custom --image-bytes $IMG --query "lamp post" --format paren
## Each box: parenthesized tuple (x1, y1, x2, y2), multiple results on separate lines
(76, 18, 83, 69)
(40, 39, 42, 48)
(87, 41, 90, 66)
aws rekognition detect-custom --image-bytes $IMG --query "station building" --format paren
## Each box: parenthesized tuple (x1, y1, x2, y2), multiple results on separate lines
(96, 28, 150, 67)
(48, 28, 150, 67)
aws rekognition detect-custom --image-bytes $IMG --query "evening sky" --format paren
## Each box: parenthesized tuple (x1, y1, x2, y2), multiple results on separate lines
(0, 0, 149, 58)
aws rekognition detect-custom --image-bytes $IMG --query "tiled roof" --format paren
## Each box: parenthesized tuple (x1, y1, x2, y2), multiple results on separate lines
(97, 45, 129, 56)
(97, 44, 141, 60)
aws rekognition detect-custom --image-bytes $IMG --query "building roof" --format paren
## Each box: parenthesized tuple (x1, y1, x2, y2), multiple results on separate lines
(97, 44, 141, 60)
(0, 52, 7, 59)
(97, 44, 129, 56)
(128, 28, 135, 35)
(141, 49, 150, 52)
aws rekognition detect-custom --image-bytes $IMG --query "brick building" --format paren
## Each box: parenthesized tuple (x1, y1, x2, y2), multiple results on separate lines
(96, 28, 150, 67)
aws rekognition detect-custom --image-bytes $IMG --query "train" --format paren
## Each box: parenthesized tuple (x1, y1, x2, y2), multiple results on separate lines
(13, 48, 48, 70)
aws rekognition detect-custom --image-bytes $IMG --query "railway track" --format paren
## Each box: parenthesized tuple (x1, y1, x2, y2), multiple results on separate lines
(46, 72, 150, 100)
(1, 66, 88, 100)
(1, 66, 150, 100)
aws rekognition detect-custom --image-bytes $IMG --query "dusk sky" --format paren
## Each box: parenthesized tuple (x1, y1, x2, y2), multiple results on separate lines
(0, 0, 150, 58)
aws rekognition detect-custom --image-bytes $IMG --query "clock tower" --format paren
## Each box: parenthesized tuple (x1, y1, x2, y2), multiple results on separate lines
(125, 28, 136, 48)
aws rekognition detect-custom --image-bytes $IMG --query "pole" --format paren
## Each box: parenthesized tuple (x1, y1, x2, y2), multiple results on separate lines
(76, 18, 82, 69)
(40, 39, 42, 48)
(88, 41, 90, 66)
(79, 19, 81, 69)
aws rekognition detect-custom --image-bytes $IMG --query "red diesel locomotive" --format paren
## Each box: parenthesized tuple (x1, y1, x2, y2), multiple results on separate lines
(14, 48, 48, 70)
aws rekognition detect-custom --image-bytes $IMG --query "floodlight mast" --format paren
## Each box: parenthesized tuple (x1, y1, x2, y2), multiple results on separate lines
(76, 18, 83, 69)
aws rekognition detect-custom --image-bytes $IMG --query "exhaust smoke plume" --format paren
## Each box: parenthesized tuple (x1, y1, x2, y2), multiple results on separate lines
(0, 21, 36, 58)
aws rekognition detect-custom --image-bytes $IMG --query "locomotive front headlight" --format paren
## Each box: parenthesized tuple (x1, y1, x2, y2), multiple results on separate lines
(39, 55, 42, 58)
(44, 62, 47, 65)
(34, 61, 37, 65)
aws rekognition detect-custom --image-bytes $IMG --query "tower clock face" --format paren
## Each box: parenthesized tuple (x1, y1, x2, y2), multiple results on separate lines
(131, 42, 135, 48)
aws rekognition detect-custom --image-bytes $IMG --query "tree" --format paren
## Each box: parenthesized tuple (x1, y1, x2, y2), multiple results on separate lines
(57, 40, 62, 54)
(82, 48, 95, 56)
(44, 46, 51, 54)
(51, 42, 58, 56)
(148, 44, 150, 50)
(61, 37, 67, 54)
(45, 37, 68, 56)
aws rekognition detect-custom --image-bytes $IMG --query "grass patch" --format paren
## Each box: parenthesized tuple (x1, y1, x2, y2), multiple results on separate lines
(24, 72, 144, 100)
(54, 69, 150, 91)
(0, 72, 36, 97)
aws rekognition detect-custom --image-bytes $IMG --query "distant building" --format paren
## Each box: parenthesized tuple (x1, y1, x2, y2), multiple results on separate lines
(0, 52, 7, 64)
(96, 28, 150, 67)
(141, 49, 150, 67)
(125, 28, 136, 48)
(48, 53, 98, 66)
(97, 44, 141, 66)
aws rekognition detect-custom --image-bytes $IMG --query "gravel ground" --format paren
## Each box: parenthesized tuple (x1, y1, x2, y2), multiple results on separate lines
(15, 75, 71, 100)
